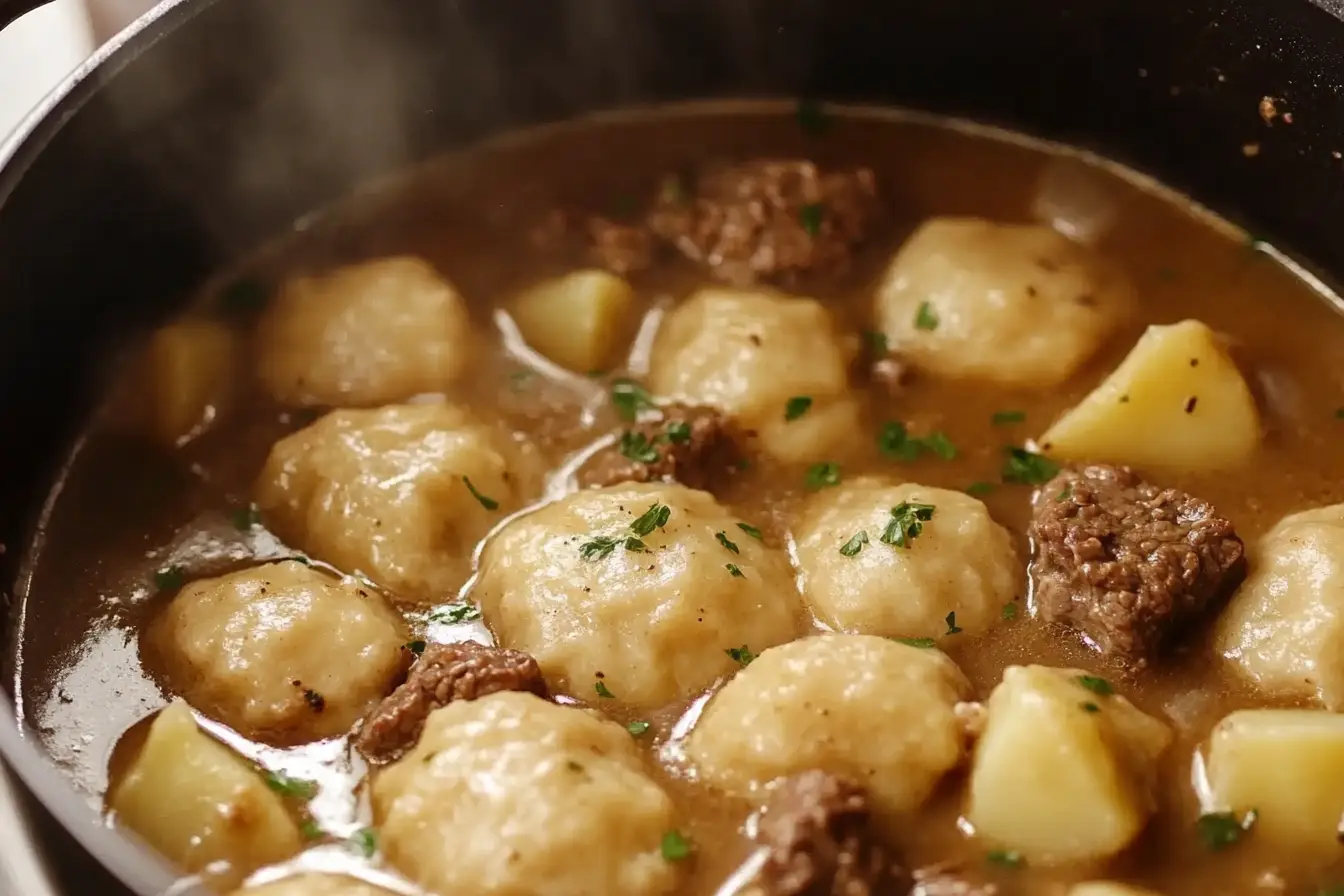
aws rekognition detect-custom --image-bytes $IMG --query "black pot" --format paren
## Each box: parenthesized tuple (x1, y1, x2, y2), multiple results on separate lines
(3, 0, 1344, 892)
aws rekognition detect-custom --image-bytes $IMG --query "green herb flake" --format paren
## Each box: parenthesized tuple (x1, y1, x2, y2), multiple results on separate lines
(986, 849, 1024, 869)
(1001, 447, 1061, 486)
(594, 679, 616, 699)
(914, 301, 939, 331)
(611, 378, 655, 422)
(839, 530, 869, 558)
(508, 370, 535, 391)
(966, 481, 996, 497)
(262, 770, 319, 800)
(876, 421, 956, 462)
(1076, 674, 1115, 696)
(623, 536, 648, 553)
(1058, 482, 1074, 502)
(153, 565, 186, 592)
(879, 502, 936, 548)
(726, 563, 745, 578)
(405, 640, 427, 656)
(349, 827, 378, 858)
(805, 461, 842, 490)
(664, 421, 692, 443)
(737, 522, 764, 540)
(428, 602, 481, 625)
(463, 476, 499, 511)
(300, 820, 324, 840)
(619, 431, 661, 464)
(1197, 809, 1256, 851)
(944, 611, 963, 635)
(799, 203, 825, 236)
(627, 720, 651, 737)
(726, 645, 756, 665)
(658, 173, 686, 205)
(991, 410, 1026, 426)
(661, 829, 694, 862)
(784, 395, 814, 421)
(893, 637, 937, 648)
(1001, 602, 1018, 621)
(1080, 701, 1101, 713)
(922, 431, 958, 460)
(230, 504, 261, 531)
(580, 535, 621, 561)
(630, 502, 673, 536)
(716, 531, 741, 554)
(863, 329, 890, 357)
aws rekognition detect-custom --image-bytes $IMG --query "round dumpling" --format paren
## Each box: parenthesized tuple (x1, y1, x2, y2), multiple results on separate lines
(647, 288, 859, 463)
(373, 692, 678, 896)
(685, 634, 971, 815)
(474, 482, 801, 707)
(151, 560, 408, 742)
(231, 875, 397, 896)
(874, 217, 1134, 387)
(256, 256, 472, 407)
(794, 479, 1022, 638)
(1216, 504, 1344, 707)
(256, 403, 534, 602)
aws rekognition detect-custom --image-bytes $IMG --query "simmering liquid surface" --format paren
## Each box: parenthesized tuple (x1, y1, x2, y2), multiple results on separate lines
(10, 102, 1344, 895)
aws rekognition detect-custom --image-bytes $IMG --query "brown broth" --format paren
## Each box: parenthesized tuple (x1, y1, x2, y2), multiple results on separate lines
(12, 100, 1344, 895)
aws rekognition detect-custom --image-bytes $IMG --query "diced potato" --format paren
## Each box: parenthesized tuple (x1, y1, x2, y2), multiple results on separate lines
(109, 700, 300, 886)
(966, 665, 1172, 864)
(144, 320, 237, 446)
(1070, 884, 1164, 896)
(1204, 709, 1344, 848)
(1040, 319, 1259, 472)
(512, 269, 635, 373)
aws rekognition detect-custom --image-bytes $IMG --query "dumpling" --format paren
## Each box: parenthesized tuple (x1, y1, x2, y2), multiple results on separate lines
(256, 256, 472, 407)
(474, 482, 801, 707)
(229, 875, 397, 896)
(1215, 504, 1344, 708)
(647, 288, 859, 463)
(684, 634, 970, 815)
(874, 217, 1133, 388)
(793, 479, 1022, 638)
(150, 560, 408, 742)
(372, 692, 678, 896)
(256, 403, 534, 602)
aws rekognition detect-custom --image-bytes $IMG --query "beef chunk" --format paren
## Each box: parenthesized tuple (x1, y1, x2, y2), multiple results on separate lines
(356, 640, 547, 762)
(646, 160, 881, 286)
(910, 864, 999, 896)
(587, 216, 654, 275)
(747, 770, 906, 896)
(1029, 464, 1245, 663)
(580, 404, 747, 492)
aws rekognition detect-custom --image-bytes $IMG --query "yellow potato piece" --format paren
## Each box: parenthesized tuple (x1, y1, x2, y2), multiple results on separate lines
(145, 320, 237, 447)
(1040, 319, 1259, 472)
(109, 700, 300, 887)
(1070, 884, 1164, 896)
(1204, 708, 1344, 849)
(967, 665, 1172, 864)
(512, 269, 636, 373)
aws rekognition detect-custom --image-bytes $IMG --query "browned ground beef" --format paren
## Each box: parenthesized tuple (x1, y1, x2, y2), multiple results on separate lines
(580, 404, 747, 492)
(746, 770, 906, 896)
(356, 640, 547, 762)
(587, 216, 654, 275)
(909, 865, 1000, 896)
(1029, 464, 1246, 665)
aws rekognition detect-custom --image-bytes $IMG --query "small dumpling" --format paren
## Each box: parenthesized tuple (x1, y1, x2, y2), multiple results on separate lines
(474, 482, 801, 707)
(150, 560, 408, 742)
(1215, 504, 1344, 708)
(793, 479, 1022, 638)
(110, 700, 300, 888)
(647, 288, 859, 463)
(256, 256, 472, 407)
(373, 692, 678, 896)
(685, 634, 970, 815)
(230, 875, 397, 896)
(874, 217, 1133, 388)
(256, 403, 534, 602)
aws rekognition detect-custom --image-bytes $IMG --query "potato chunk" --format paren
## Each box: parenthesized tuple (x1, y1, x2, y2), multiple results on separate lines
(512, 269, 636, 373)
(151, 560, 408, 742)
(1215, 504, 1344, 708)
(1203, 709, 1344, 848)
(230, 875, 397, 896)
(143, 320, 238, 446)
(256, 256, 472, 407)
(373, 692, 677, 896)
(1070, 884, 1164, 896)
(685, 634, 970, 815)
(874, 218, 1132, 388)
(648, 288, 859, 462)
(1040, 319, 1260, 472)
(794, 479, 1022, 638)
(109, 700, 300, 887)
(256, 403, 533, 602)
(475, 482, 800, 706)
(967, 665, 1172, 864)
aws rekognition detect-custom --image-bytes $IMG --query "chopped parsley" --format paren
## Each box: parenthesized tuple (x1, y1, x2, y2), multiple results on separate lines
(726, 563, 745, 578)
(805, 462, 841, 490)
(661, 829, 694, 861)
(784, 396, 814, 421)
(631, 502, 673, 536)
(262, 770, 319, 800)
(876, 421, 957, 462)
(1001, 602, 1018, 621)
(594, 680, 616, 699)
(508, 369, 535, 391)
(664, 421, 692, 443)
(986, 849, 1024, 868)
(349, 827, 378, 858)
(726, 645, 756, 665)
(796, 99, 829, 135)
(921, 431, 958, 460)
(405, 640, 427, 656)
(716, 531, 741, 554)
(627, 720, 651, 737)
(230, 504, 261, 531)
(581, 506, 668, 561)
(991, 409, 1026, 426)
(914, 301, 939, 331)
(220, 278, 268, 314)
(944, 611, 963, 635)
(1076, 674, 1114, 696)
(893, 637, 937, 648)
(1080, 701, 1101, 713)
(301, 820, 323, 840)
(1196, 809, 1256, 851)
(863, 329, 890, 357)
(879, 502, 935, 548)
(1001, 447, 1060, 486)
(428, 602, 481, 624)
(611, 378, 655, 422)
(619, 431, 661, 464)
(580, 535, 629, 561)
(153, 565, 186, 592)
(737, 522, 764, 540)
(799, 203, 824, 236)
(462, 476, 499, 511)
(965, 481, 996, 497)
(658, 173, 687, 205)
(839, 530, 869, 557)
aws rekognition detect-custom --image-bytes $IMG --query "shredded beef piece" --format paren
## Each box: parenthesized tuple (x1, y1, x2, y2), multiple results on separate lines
(746, 770, 906, 896)
(587, 216, 654, 275)
(580, 404, 747, 492)
(1029, 463, 1246, 665)
(646, 159, 881, 285)
(356, 640, 547, 762)
(910, 864, 1000, 896)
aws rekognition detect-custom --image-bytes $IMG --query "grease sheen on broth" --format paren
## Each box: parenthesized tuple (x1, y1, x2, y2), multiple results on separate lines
(11, 102, 1344, 896)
